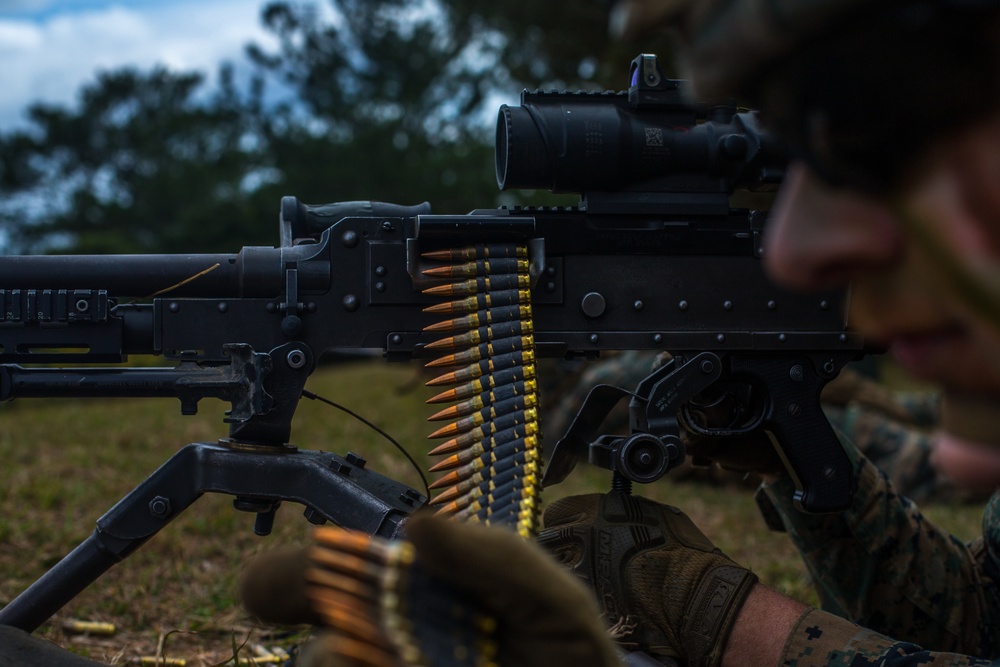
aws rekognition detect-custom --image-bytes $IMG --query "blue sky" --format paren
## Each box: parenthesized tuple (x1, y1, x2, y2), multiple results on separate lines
(1, 0, 165, 20)
(0, 0, 289, 130)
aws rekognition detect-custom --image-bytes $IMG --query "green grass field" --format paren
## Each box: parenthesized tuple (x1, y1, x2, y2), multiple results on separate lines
(0, 360, 985, 665)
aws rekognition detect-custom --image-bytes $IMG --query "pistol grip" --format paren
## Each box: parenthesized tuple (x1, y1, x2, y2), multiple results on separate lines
(768, 395, 854, 513)
(731, 356, 855, 513)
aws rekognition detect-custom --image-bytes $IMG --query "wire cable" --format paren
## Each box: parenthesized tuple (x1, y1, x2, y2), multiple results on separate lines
(301, 389, 431, 500)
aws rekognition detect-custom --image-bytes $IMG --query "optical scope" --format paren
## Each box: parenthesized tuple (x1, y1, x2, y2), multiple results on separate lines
(496, 54, 784, 195)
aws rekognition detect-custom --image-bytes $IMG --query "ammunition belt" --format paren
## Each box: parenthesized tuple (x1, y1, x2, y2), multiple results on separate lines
(303, 243, 542, 666)
(421, 243, 541, 539)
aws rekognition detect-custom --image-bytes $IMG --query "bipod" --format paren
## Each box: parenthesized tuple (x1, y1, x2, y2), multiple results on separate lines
(0, 439, 423, 632)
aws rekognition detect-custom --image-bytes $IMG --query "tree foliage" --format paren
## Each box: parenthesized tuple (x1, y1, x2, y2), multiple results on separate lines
(0, 0, 674, 254)
(0, 66, 276, 253)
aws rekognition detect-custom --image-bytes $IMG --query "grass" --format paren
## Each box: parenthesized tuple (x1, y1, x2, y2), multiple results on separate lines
(0, 360, 986, 664)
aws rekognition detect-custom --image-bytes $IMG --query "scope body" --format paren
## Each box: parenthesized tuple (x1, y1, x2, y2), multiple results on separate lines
(496, 53, 784, 196)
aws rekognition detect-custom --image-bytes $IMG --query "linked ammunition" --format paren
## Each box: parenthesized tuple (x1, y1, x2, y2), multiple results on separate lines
(422, 289, 531, 315)
(418, 234, 543, 572)
(426, 404, 537, 439)
(426, 366, 536, 403)
(393, 581, 492, 667)
(421, 258, 529, 279)
(310, 545, 384, 582)
(305, 566, 378, 601)
(308, 528, 500, 667)
(427, 381, 537, 421)
(424, 321, 533, 351)
(458, 501, 538, 529)
(429, 439, 540, 487)
(459, 491, 539, 523)
(429, 460, 540, 504)
(425, 348, 534, 378)
(421, 274, 530, 297)
(314, 527, 387, 558)
(308, 590, 383, 641)
(424, 335, 534, 369)
(423, 304, 532, 334)
(427, 420, 540, 457)
(427, 450, 539, 490)
(426, 399, 536, 439)
(421, 245, 527, 262)
(467, 498, 539, 524)
(432, 470, 538, 513)
(428, 436, 539, 473)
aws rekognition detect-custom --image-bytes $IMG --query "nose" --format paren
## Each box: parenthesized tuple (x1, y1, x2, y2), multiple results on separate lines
(763, 163, 904, 291)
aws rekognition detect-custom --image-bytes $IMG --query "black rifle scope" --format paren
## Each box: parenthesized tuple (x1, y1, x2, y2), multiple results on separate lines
(495, 54, 784, 195)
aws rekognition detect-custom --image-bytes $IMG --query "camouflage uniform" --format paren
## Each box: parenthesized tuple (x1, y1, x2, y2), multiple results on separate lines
(818, 373, 995, 505)
(762, 447, 1000, 665)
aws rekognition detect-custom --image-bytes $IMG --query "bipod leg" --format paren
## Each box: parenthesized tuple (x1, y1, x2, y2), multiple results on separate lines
(0, 440, 423, 632)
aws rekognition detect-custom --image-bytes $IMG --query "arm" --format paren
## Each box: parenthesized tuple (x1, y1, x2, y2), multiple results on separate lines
(721, 584, 805, 667)
(724, 586, 998, 667)
(761, 450, 1000, 654)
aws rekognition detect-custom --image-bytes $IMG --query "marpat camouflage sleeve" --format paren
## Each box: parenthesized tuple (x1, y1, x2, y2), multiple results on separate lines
(780, 607, 997, 666)
(762, 449, 1000, 662)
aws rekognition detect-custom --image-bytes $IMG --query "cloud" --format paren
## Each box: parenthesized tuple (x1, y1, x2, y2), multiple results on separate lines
(0, 0, 278, 130)
(0, 0, 63, 14)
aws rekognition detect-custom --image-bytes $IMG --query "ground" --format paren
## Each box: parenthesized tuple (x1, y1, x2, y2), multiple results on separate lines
(0, 361, 983, 665)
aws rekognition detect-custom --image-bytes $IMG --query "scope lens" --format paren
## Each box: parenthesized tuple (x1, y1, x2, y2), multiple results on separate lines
(495, 105, 551, 191)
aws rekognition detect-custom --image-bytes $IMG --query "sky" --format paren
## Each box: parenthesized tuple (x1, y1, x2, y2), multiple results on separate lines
(0, 0, 285, 130)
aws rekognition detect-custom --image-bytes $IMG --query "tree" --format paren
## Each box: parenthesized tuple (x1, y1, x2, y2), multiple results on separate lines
(442, 0, 675, 91)
(0, 66, 282, 254)
(245, 0, 505, 213)
(0, 0, 676, 253)
(247, 0, 677, 209)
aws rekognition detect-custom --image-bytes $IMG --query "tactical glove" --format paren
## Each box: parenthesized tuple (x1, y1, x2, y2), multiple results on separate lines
(538, 492, 757, 667)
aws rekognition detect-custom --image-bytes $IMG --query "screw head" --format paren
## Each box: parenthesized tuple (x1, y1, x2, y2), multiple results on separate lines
(149, 496, 171, 518)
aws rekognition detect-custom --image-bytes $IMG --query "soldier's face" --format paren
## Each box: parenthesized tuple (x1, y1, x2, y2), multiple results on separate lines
(763, 112, 1000, 396)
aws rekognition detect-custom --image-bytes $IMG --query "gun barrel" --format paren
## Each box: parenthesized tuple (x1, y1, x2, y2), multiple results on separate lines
(0, 241, 310, 298)
(0, 366, 212, 400)
(0, 254, 243, 297)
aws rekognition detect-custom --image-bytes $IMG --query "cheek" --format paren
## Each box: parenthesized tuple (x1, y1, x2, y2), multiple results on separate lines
(901, 172, 1000, 338)
(916, 136, 1000, 262)
(953, 135, 1000, 257)
(907, 172, 992, 258)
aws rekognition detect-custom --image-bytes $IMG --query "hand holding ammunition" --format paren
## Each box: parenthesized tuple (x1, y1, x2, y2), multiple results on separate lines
(538, 493, 757, 667)
(404, 514, 622, 667)
(240, 515, 624, 667)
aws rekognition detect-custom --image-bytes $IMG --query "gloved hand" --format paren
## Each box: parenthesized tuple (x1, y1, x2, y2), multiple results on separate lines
(240, 514, 622, 667)
(538, 493, 757, 667)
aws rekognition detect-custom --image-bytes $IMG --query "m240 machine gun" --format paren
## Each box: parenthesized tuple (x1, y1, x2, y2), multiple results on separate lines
(0, 54, 864, 634)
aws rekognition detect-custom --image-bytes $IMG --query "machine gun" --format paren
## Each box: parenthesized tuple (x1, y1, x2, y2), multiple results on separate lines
(0, 54, 864, 634)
